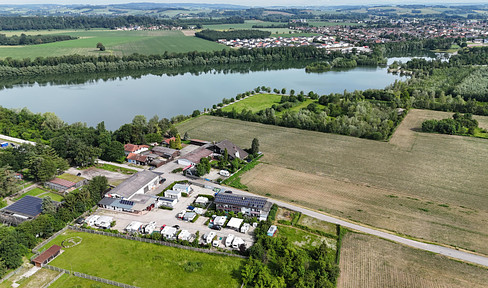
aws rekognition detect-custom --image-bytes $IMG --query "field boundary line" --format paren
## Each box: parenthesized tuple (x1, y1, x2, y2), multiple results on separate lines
(43, 265, 138, 288)
(42, 271, 65, 288)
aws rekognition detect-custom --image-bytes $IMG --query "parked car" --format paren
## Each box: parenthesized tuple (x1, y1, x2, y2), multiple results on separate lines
(76, 172, 82, 177)
(224, 190, 232, 194)
(211, 225, 222, 231)
(75, 217, 85, 224)
(173, 225, 180, 229)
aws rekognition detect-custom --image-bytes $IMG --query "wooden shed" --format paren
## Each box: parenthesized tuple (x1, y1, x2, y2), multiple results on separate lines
(32, 245, 62, 267)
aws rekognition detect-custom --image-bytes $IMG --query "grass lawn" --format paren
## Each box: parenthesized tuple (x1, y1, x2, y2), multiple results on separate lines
(42, 230, 243, 288)
(0, 30, 227, 59)
(15, 187, 64, 202)
(96, 163, 137, 175)
(49, 273, 114, 288)
(222, 93, 281, 113)
(276, 225, 337, 251)
(297, 214, 338, 236)
(14, 187, 45, 200)
(57, 173, 85, 183)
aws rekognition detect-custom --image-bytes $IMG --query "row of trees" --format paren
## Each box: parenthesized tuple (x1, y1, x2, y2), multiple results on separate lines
(0, 16, 244, 31)
(195, 29, 271, 41)
(0, 176, 108, 277)
(0, 34, 76, 46)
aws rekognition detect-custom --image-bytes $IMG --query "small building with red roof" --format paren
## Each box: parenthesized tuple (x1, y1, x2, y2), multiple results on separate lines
(124, 144, 149, 156)
(32, 245, 62, 267)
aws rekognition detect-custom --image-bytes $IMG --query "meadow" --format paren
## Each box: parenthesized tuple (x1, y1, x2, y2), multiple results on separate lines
(42, 230, 243, 288)
(49, 273, 114, 288)
(0, 30, 227, 59)
(338, 232, 488, 288)
(177, 111, 488, 255)
(14, 187, 64, 202)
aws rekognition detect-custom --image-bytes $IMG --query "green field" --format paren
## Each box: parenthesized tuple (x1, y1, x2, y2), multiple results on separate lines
(276, 225, 337, 251)
(14, 187, 64, 202)
(96, 163, 137, 175)
(42, 230, 243, 288)
(221, 93, 325, 116)
(222, 94, 281, 113)
(50, 273, 115, 288)
(0, 30, 228, 59)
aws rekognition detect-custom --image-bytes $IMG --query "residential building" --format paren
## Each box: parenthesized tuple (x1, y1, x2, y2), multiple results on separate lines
(124, 144, 149, 156)
(105, 170, 163, 200)
(210, 140, 249, 160)
(164, 190, 181, 199)
(214, 193, 272, 221)
(127, 153, 149, 165)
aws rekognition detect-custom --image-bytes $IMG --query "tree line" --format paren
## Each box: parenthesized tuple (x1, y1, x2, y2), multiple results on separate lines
(0, 34, 77, 46)
(195, 29, 272, 41)
(0, 15, 244, 30)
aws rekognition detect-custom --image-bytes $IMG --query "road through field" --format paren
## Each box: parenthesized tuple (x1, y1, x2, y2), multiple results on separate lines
(183, 174, 488, 267)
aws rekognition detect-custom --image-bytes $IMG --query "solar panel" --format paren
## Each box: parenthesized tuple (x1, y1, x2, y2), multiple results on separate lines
(120, 199, 134, 206)
(3, 196, 43, 217)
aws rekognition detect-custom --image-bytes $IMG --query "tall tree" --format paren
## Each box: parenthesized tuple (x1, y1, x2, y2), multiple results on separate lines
(251, 138, 260, 156)
(41, 196, 56, 214)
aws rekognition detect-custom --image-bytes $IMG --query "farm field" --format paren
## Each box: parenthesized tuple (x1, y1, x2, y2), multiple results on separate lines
(338, 232, 488, 288)
(42, 230, 243, 288)
(177, 112, 488, 255)
(0, 30, 227, 59)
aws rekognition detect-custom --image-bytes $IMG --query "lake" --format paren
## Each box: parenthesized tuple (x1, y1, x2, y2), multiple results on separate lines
(0, 59, 406, 130)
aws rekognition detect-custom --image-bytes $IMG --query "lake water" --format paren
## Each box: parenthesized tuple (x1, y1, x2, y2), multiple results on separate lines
(0, 59, 407, 130)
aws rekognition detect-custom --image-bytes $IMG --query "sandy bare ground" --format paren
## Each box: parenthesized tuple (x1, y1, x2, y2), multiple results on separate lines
(67, 167, 131, 183)
(182, 30, 196, 36)
(338, 232, 488, 288)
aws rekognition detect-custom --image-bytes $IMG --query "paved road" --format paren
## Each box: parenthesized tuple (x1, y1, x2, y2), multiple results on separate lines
(186, 177, 488, 268)
(96, 160, 144, 172)
(0, 134, 36, 145)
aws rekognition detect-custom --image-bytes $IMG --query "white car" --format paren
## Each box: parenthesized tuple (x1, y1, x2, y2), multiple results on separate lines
(219, 170, 230, 177)
(225, 234, 235, 247)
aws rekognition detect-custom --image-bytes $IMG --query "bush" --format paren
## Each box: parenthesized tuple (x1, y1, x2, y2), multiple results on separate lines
(191, 214, 200, 223)
(182, 192, 188, 197)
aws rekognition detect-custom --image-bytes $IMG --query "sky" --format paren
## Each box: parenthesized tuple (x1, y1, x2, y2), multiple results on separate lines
(0, 0, 487, 6)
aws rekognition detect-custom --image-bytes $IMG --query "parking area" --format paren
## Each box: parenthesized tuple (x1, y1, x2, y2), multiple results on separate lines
(92, 184, 255, 249)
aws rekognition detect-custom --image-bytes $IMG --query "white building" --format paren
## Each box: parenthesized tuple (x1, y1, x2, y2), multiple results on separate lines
(178, 230, 195, 242)
(157, 197, 178, 208)
(105, 170, 163, 200)
(173, 184, 191, 194)
(195, 196, 209, 206)
(227, 217, 243, 231)
(164, 190, 181, 199)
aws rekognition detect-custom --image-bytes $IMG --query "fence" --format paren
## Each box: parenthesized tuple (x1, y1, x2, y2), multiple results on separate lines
(42, 271, 64, 288)
(0, 265, 23, 284)
(68, 226, 247, 259)
(32, 226, 69, 254)
(43, 265, 139, 288)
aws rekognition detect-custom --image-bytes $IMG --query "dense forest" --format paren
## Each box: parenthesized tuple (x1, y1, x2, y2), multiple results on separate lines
(195, 29, 271, 41)
(0, 15, 244, 30)
(0, 33, 76, 46)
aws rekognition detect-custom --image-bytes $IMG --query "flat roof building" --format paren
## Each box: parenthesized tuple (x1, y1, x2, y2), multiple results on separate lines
(105, 170, 162, 200)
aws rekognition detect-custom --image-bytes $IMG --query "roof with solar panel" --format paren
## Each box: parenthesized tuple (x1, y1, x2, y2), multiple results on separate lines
(1, 195, 46, 218)
(215, 193, 269, 209)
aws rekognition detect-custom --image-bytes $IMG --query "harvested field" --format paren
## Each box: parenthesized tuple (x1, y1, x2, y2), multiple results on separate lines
(338, 232, 488, 288)
(177, 113, 488, 254)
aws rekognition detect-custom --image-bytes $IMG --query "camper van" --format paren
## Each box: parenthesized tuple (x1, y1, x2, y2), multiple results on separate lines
(232, 237, 245, 249)
(225, 234, 235, 247)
